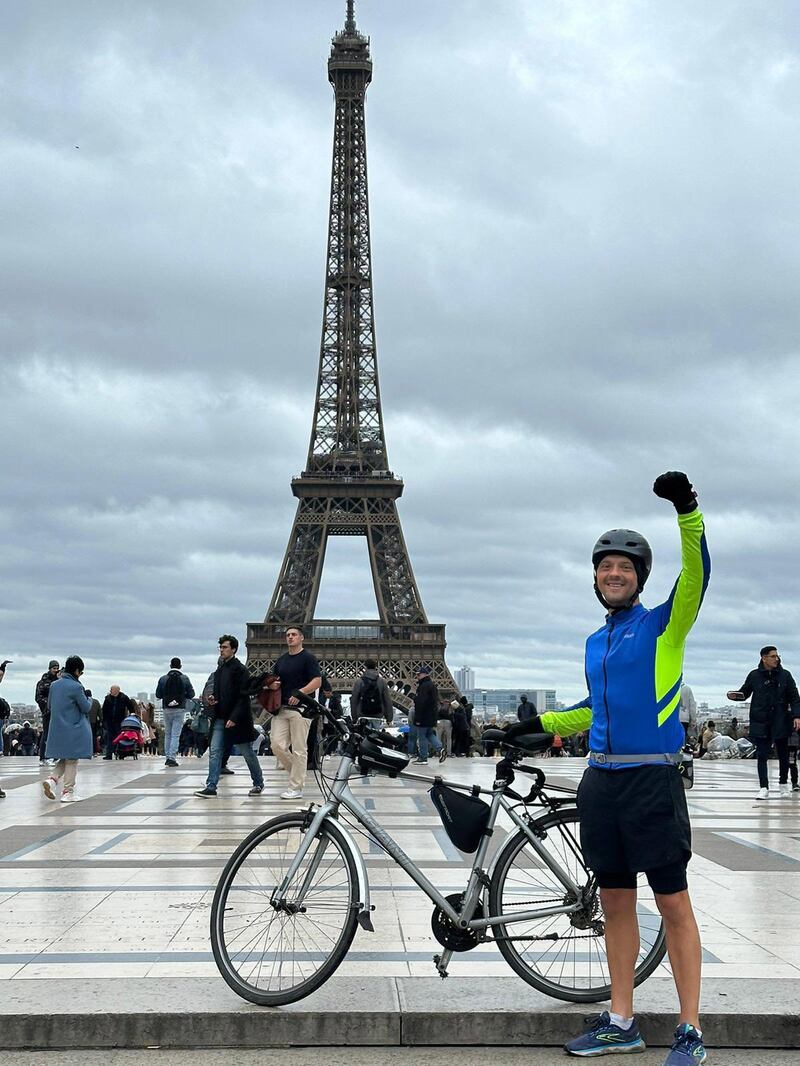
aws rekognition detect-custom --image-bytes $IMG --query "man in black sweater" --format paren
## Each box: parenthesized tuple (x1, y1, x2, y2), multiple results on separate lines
(268, 627, 321, 800)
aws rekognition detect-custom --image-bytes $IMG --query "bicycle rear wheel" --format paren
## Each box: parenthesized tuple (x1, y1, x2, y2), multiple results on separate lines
(211, 812, 359, 1005)
(489, 807, 667, 1002)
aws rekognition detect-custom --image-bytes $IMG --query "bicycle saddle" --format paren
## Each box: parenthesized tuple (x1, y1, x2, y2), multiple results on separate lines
(484, 727, 553, 753)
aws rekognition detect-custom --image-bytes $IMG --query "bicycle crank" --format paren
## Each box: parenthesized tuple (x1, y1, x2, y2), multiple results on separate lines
(431, 893, 481, 952)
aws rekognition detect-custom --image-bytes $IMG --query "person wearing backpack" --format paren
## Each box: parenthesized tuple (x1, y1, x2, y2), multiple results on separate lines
(155, 657, 195, 768)
(350, 659, 393, 723)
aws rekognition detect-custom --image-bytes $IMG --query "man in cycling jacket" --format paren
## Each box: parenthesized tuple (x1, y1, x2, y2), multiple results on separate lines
(535, 472, 710, 1064)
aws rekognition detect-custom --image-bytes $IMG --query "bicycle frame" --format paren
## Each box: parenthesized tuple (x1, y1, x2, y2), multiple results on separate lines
(272, 752, 585, 932)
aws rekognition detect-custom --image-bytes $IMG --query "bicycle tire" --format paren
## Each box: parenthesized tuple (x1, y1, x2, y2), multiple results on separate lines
(211, 812, 359, 1005)
(488, 807, 667, 1002)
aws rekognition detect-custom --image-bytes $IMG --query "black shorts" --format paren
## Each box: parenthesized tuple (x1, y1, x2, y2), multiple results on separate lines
(576, 765, 691, 887)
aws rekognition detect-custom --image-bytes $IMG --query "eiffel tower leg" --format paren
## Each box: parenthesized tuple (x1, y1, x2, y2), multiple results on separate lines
(267, 499, 328, 626)
(366, 500, 426, 626)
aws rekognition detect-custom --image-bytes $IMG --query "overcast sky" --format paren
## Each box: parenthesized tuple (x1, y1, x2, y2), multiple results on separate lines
(3, 0, 800, 708)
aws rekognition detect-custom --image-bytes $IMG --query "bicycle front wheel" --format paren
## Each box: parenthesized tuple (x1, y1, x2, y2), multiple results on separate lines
(489, 807, 667, 1002)
(211, 812, 359, 1005)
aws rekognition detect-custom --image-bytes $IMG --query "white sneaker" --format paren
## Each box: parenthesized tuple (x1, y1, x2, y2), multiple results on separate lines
(778, 783, 792, 797)
(280, 789, 304, 800)
(60, 790, 76, 803)
(756, 787, 769, 800)
(42, 777, 58, 800)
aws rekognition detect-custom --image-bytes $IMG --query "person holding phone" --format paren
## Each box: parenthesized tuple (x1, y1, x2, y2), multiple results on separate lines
(727, 647, 800, 799)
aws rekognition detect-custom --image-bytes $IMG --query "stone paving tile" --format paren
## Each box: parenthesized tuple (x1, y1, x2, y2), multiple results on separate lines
(0, 752, 799, 991)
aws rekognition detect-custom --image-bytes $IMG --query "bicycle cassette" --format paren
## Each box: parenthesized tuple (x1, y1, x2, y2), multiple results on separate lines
(431, 893, 481, 952)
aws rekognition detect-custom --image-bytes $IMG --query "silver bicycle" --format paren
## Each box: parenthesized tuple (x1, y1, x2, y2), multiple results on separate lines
(211, 699, 667, 1005)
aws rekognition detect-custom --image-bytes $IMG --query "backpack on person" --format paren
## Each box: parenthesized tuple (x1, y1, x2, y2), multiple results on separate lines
(35, 675, 53, 710)
(0, 697, 10, 720)
(359, 674, 382, 718)
(163, 671, 185, 708)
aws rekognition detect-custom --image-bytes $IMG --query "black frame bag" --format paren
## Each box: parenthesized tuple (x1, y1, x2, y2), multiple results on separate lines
(429, 781, 491, 853)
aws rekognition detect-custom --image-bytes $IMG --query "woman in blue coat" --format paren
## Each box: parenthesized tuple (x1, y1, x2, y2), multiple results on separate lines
(43, 655, 92, 803)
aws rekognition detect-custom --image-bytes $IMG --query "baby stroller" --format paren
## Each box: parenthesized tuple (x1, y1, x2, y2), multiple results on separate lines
(113, 715, 143, 760)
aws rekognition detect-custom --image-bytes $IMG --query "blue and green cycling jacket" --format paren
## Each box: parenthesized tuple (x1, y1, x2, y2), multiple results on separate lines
(540, 509, 710, 770)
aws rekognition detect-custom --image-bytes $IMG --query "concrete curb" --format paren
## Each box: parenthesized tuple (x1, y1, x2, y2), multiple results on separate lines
(1, 977, 797, 1049)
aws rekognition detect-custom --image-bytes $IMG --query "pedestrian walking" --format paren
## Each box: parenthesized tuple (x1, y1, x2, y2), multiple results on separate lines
(351, 659, 393, 723)
(19, 721, 37, 756)
(194, 635, 264, 798)
(678, 683, 696, 744)
(539, 470, 710, 1064)
(268, 626, 322, 800)
(101, 686, 134, 759)
(42, 655, 93, 803)
(156, 657, 195, 767)
(410, 665, 444, 765)
(727, 646, 800, 799)
(35, 659, 60, 763)
(452, 700, 470, 757)
(436, 702, 454, 756)
(85, 690, 102, 754)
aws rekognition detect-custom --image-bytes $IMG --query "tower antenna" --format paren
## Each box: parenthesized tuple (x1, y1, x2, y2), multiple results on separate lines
(345, 0, 356, 33)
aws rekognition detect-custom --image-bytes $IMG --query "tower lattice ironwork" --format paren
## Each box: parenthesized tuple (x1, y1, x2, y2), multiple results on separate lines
(247, 2, 457, 705)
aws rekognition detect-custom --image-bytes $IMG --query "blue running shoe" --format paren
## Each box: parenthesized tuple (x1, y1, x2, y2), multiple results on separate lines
(564, 1011, 646, 1056)
(663, 1023, 706, 1064)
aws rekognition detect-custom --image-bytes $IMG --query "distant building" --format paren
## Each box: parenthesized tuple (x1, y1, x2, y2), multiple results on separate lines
(454, 666, 475, 692)
(463, 688, 557, 720)
(530, 690, 557, 713)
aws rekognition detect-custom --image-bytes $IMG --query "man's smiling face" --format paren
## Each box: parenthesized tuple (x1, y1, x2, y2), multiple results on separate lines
(595, 554, 639, 608)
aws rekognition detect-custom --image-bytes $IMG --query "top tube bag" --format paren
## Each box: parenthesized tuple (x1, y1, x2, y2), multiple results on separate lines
(429, 782, 491, 853)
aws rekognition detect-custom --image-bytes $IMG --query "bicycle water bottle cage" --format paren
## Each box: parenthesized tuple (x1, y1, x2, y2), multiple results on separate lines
(429, 781, 491, 853)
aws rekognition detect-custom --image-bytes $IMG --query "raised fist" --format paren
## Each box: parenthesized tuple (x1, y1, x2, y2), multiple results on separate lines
(653, 471, 697, 514)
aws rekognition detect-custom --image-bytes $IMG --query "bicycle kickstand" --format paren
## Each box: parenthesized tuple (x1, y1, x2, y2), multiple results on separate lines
(433, 948, 453, 978)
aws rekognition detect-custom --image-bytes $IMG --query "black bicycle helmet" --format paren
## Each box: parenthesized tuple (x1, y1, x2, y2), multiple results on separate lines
(592, 528, 652, 606)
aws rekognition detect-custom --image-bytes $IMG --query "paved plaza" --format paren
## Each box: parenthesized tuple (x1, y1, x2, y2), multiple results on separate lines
(0, 752, 798, 1048)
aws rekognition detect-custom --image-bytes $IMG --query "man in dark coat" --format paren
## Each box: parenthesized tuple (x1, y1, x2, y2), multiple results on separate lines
(195, 634, 263, 798)
(35, 660, 60, 763)
(410, 665, 444, 765)
(517, 694, 537, 723)
(101, 685, 134, 759)
(728, 645, 800, 799)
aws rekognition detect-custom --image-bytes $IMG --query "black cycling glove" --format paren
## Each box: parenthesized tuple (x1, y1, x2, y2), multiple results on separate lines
(653, 471, 697, 514)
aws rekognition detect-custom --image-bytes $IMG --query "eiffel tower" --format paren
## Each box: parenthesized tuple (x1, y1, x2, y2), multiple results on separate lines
(246, 1, 458, 707)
